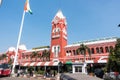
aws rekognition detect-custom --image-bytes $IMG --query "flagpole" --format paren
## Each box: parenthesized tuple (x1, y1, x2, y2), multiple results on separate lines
(11, 11, 26, 75)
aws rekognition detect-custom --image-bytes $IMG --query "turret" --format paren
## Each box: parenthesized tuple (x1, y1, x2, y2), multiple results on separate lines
(50, 10, 67, 62)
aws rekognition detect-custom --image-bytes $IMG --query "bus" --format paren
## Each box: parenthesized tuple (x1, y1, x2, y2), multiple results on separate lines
(0, 63, 11, 77)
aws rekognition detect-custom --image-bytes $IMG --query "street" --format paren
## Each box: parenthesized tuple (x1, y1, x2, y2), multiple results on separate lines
(0, 77, 51, 80)
(0, 73, 103, 80)
(0, 77, 38, 80)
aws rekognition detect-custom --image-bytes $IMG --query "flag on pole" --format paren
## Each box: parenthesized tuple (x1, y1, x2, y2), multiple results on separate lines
(12, 0, 33, 75)
(24, 0, 32, 14)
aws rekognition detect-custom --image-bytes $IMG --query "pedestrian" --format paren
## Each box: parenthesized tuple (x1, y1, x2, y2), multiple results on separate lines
(53, 70, 56, 77)
(17, 69, 20, 77)
(29, 69, 33, 77)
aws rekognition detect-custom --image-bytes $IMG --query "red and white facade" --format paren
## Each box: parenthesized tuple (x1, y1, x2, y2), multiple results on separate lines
(50, 10, 67, 62)
(0, 10, 117, 73)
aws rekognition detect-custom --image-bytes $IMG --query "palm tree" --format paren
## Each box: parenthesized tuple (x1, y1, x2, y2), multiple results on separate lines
(42, 50, 50, 61)
(31, 51, 38, 61)
(76, 44, 92, 74)
(2, 54, 7, 59)
(76, 44, 89, 62)
(87, 48, 92, 59)
(46, 50, 50, 61)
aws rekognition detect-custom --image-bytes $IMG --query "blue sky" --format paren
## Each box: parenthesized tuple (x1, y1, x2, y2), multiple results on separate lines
(0, 0, 120, 53)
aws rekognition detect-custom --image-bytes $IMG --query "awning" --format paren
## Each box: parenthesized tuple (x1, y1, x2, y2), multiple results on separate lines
(29, 62, 36, 66)
(22, 61, 59, 67)
(52, 62, 59, 66)
(36, 62, 42, 66)
(23, 62, 30, 66)
(66, 61, 72, 64)
(39, 62, 59, 66)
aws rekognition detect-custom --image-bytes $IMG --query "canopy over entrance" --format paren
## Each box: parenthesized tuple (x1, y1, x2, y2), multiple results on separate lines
(21, 61, 59, 67)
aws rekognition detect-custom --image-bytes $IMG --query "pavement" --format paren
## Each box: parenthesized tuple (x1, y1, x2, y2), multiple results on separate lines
(60, 73, 103, 80)
(0, 73, 103, 80)
(0, 77, 56, 80)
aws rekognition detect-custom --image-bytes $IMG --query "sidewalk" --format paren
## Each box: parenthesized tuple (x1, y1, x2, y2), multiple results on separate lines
(60, 73, 103, 80)
(22, 74, 56, 80)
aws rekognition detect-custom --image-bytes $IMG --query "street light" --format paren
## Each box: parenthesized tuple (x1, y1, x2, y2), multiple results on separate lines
(57, 62, 62, 80)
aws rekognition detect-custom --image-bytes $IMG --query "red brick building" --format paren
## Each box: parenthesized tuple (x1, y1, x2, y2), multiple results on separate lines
(0, 10, 117, 73)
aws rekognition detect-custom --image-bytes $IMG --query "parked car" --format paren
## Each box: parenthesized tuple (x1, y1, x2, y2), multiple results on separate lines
(60, 73, 75, 80)
(94, 68, 104, 78)
(0, 63, 11, 77)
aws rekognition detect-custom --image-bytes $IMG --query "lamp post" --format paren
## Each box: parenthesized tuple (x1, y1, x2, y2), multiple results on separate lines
(57, 62, 62, 80)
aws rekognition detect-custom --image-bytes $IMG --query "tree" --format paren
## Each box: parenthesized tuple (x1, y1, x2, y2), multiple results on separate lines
(0, 54, 7, 63)
(0, 53, 7, 60)
(76, 44, 90, 62)
(106, 38, 120, 72)
(8, 58, 13, 65)
(42, 50, 50, 61)
(31, 51, 38, 61)
(0, 55, 2, 60)
(2, 54, 7, 59)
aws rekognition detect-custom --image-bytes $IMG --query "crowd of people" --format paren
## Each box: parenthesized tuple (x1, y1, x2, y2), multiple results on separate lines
(16, 68, 56, 78)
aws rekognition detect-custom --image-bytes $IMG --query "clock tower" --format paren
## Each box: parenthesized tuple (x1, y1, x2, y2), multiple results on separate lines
(50, 10, 67, 62)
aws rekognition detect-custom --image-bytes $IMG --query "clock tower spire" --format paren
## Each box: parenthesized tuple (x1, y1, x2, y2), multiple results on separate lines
(50, 10, 67, 62)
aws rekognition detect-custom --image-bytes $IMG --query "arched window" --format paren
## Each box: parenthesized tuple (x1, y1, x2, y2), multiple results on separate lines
(100, 47, 104, 53)
(69, 50, 71, 53)
(57, 46, 60, 53)
(105, 46, 109, 53)
(66, 51, 69, 53)
(52, 28, 56, 33)
(91, 48, 95, 54)
(26, 55, 28, 59)
(96, 47, 99, 53)
(73, 50, 76, 55)
(57, 28, 60, 32)
(54, 46, 56, 55)
(68, 50, 71, 56)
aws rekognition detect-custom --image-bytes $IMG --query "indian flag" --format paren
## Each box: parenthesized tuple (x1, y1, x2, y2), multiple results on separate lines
(24, 0, 32, 14)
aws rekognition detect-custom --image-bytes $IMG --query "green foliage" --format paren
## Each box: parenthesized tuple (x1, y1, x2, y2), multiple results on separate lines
(42, 50, 50, 61)
(107, 38, 120, 72)
(76, 44, 91, 61)
(36, 70, 44, 74)
(31, 51, 38, 58)
(76, 44, 87, 55)
(28, 67, 34, 72)
(8, 58, 12, 65)
(0, 53, 7, 60)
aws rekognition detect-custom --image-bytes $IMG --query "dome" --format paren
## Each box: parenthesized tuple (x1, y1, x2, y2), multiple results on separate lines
(18, 44, 27, 50)
(8, 47, 15, 52)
